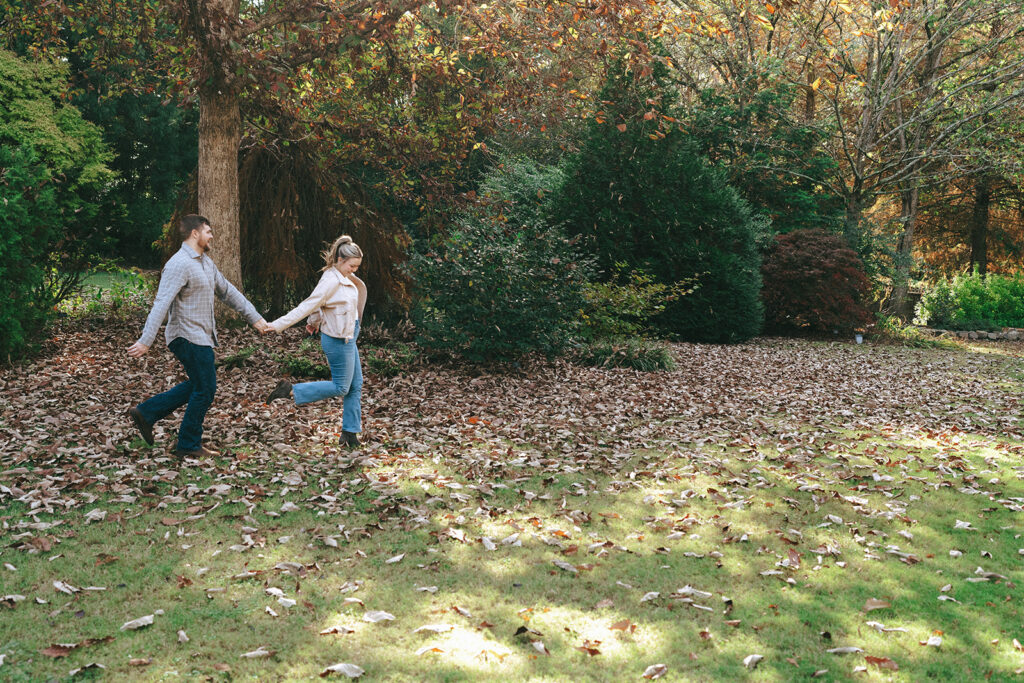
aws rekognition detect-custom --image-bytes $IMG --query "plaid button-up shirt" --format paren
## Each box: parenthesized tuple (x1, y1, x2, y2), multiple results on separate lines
(138, 244, 262, 348)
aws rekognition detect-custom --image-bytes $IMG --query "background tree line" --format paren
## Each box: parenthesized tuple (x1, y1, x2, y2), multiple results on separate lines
(2, 0, 1024, 362)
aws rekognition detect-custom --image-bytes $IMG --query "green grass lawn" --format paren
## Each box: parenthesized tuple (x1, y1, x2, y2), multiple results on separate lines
(1, 324, 1023, 681)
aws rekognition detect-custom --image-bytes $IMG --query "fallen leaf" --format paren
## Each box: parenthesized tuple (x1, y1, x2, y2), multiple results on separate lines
(41, 644, 77, 658)
(865, 655, 899, 670)
(642, 663, 668, 679)
(609, 619, 636, 633)
(363, 610, 395, 623)
(120, 614, 155, 631)
(320, 662, 364, 678)
(862, 598, 891, 612)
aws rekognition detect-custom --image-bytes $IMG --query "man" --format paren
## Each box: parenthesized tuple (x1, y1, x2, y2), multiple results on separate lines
(126, 214, 270, 458)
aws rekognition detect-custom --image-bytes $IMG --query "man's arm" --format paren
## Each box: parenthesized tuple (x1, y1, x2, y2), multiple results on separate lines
(213, 267, 266, 330)
(130, 259, 188, 354)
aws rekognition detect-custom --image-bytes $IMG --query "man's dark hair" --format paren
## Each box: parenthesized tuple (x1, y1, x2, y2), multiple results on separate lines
(179, 214, 210, 242)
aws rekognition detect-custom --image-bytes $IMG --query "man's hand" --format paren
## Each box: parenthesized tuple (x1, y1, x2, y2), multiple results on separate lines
(255, 319, 272, 334)
(305, 322, 319, 335)
(127, 342, 150, 358)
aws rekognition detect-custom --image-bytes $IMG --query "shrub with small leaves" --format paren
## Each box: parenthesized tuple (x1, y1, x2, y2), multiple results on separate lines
(217, 346, 256, 370)
(275, 337, 330, 379)
(916, 270, 1024, 329)
(581, 263, 697, 341)
(761, 229, 872, 334)
(574, 337, 676, 372)
(408, 215, 592, 363)
(874, 314, 961, 350)
(363, 341, 418, 377)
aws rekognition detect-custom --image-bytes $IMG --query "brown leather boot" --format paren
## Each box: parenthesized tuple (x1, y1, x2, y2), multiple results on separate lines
(128, 407, 154, 446)
(174, 444, 220, 459)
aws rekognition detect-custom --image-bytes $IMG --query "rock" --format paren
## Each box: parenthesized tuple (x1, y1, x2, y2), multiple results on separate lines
(957, 331, 970, 339)
(968, 331, 978, 339)
(1007, 330, 1020, 341)
(987, 332, 999, 340)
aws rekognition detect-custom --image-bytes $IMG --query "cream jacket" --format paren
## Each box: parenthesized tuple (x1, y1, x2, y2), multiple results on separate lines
(270, 268, 360, 339)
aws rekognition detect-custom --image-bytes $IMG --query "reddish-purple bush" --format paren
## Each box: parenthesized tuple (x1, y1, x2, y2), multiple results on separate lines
(761, 229, 872, 334)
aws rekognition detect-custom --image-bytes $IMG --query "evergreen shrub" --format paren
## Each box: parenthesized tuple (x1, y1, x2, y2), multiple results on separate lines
(917, 271, 1024, 329)
(0, 50, 115, 360)
(550, 64, 764, 343)
(761, 229, 872, 334)
(408, 216, 591, 362)
(407, 158, 592, 363)
(0, 145, 59, 361)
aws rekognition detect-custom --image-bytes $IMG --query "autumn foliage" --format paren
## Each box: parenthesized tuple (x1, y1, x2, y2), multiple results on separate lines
(761, 229, 872, 334)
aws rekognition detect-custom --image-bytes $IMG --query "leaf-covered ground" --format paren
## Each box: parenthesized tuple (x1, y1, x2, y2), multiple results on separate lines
(1, 318, 1023, 681)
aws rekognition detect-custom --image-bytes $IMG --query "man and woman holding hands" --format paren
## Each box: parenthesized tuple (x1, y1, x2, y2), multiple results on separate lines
(127, 215, 365, 457)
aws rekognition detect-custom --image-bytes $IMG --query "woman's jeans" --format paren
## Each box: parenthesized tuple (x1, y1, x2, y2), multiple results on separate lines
(292, 320, 362, 433)
(135, 337, 217, 451)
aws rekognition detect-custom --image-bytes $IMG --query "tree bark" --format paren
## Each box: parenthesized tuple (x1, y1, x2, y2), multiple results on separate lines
(198, 84, 242, 289)
(843, 188, 865, 245)
(804, 65, 816, 122)
(969, 174, 992, 276)
(888, 186, 919, 319)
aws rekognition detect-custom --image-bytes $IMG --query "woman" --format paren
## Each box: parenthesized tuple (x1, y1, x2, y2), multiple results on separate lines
(264, 235, 366, 447)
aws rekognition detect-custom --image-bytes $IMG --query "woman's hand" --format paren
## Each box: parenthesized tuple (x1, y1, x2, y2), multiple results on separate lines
(305, 323, 319, 335)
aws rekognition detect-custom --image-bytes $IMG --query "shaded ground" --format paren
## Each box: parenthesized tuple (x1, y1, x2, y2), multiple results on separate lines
(1, 317, 1023, 680)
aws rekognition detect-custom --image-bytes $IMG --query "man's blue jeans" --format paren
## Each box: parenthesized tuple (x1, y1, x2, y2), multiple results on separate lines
(292, 321, 362, 433)
(136, 337, 216, 451)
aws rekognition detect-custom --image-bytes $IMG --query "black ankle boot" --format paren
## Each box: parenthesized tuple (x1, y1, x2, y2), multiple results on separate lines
(340, 431, 360, 447)
(266, 380, 292, 403)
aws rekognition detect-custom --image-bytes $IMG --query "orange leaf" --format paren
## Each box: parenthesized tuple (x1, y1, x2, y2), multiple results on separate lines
(865, 655, 898, 671)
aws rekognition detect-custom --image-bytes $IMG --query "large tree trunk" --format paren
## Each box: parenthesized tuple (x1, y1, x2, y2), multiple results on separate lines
(969, 174, 992, 276)
(843, 190, 865, 245)
(198, 86, 242, 289)
(888, 186, 919, 319)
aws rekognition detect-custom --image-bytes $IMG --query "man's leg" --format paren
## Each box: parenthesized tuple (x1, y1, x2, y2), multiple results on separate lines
(135, 338, 194, 429)
(172, 340, 217, 452)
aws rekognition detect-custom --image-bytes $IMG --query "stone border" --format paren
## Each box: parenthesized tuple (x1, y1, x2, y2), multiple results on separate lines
(918, 327, 1023, 341)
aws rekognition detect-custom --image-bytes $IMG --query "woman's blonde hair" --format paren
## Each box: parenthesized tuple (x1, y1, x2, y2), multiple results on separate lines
(322, 235, 363, 270)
